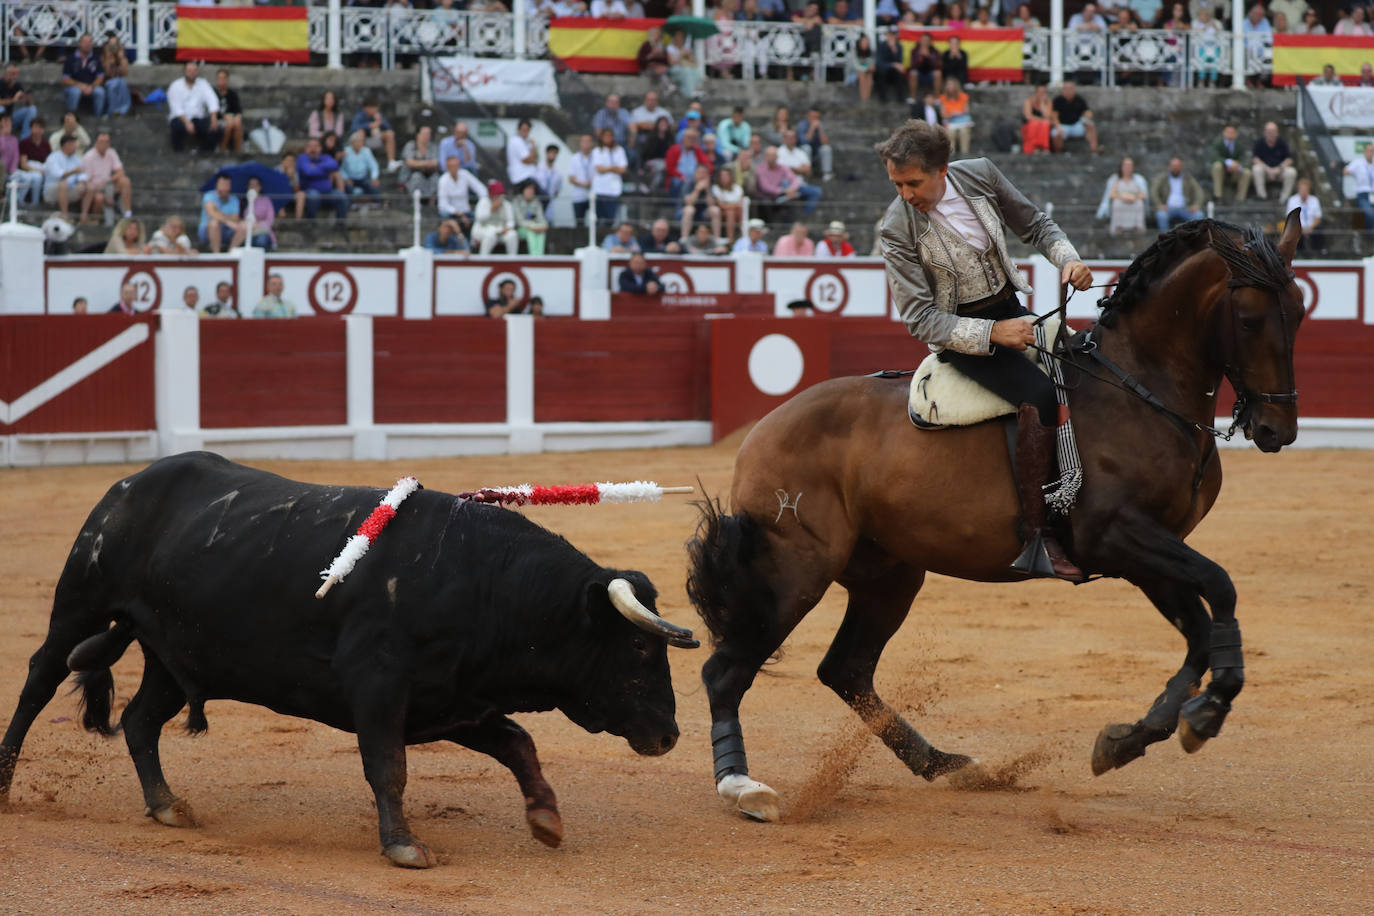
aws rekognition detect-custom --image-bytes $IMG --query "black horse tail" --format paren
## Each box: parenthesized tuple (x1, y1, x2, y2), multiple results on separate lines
(686, 497, 778, 658)
(67, 621, 135, 737)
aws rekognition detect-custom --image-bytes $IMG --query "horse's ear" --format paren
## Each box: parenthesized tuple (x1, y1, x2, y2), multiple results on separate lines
(1278, 208, 1302, 264)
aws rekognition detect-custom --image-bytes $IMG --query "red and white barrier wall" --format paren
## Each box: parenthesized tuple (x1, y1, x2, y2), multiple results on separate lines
(3, 239, 1372, 465)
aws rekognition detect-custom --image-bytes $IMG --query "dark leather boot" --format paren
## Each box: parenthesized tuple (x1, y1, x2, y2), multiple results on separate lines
(1010, 404, 1085, 581)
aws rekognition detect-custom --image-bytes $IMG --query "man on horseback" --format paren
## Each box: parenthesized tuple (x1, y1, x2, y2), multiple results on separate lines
(876, 119, 1093, 580)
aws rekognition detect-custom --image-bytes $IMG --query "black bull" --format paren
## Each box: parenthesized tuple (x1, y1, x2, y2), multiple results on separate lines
(0, 452, 699, 868)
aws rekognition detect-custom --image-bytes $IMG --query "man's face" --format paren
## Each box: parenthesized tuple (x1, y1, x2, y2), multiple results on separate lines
(95, 133, 109, 154)
(764, 147, 779, 166)
(545, 147, 557, 163)
(1222, 125, 1236, 142)
(364, 104, 378, 119)
(120, 283, 135, 303)
(30, 122, 42, 141)
(499, 281, 515, 299)
(185, 62, 199, 83)
(518, 122, 531, 137)
(630, 253, 646, 271)
(1297, 181, 1310, 198)
(217, 177, 232, 198)
(216, 71, 228, 90)
(652, 219, 669, 240)
(306, 139, 321, 157)
(1062, 82, 1077, 99)
(1249, 6, 1264, 23)
(783, 130, 797, 147)
(455, 122, 468, 140)
(886, 159, 947, 213)
(749, 227, 763, 241)
(184, 288, 199, 308)
(683, 130, 699, 149)
(1168, 158, 1183, 176)
(617, 224, 633, 242)
(268, 276, 284, 297)
(5, 64, 18, 81)
(1324, 65, 1336, 79)
(60, 137, 77, 156)
(579, 134, 593, 153)
(351, 131, 365, 150)
(606, 94, 620, 111)
(791, 223, 806, 240)
(1264, 123, 1278, 143)
(1083, 4, 1096, 18)
(78, 34, 92, 55)
(645, 92, 658, 109)
(216, 283, 232, 301)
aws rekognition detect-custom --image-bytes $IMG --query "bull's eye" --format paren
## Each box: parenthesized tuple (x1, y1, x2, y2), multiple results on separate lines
(1240, 316, 1263, 332)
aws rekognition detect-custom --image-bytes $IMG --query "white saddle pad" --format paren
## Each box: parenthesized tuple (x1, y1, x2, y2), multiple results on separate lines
(908, 316, 1070, 429)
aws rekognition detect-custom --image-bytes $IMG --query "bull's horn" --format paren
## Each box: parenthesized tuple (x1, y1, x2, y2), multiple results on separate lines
(607, 578, 700, 649)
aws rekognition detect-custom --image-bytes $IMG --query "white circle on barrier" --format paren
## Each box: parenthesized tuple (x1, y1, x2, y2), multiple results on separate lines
(748, 333, 804, 396)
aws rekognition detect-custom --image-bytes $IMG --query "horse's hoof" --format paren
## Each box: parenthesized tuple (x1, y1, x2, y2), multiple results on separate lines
(383, 841, 436, 869)
(1091, 722, 1144, 776)
(146, 799, 197, 828)
(944, 761, 991, 790)
(1178, 716, 1208, 754)
(526, 807, 563, 848)
(716, 773, 780, 823)
(921, 749, 976, 782)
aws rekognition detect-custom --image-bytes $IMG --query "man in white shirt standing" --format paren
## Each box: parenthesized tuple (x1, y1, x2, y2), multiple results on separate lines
(167, 61, 221, 153)
(506, 119, 539, 189)
(1284, 178, 1323, 253)
(566, 133, 595, 226)
(436, 155, 488, 234)
(1343, 143, 1374, 235)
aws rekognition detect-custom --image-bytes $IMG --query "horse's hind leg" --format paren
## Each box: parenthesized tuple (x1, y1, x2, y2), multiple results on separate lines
(819, 565, 974, 783)
(122, 651, 195, 827)
(1092, 579, 1211, 775)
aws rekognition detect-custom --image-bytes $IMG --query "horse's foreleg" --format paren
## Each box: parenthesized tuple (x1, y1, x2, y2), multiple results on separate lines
(1092, 513, 1243, 765)
(1092, 579, 1211, 774)
(819, 567, 974, 782)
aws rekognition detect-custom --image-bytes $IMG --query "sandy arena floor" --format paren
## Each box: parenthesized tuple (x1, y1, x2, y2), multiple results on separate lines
(0, 442, 1371, 915)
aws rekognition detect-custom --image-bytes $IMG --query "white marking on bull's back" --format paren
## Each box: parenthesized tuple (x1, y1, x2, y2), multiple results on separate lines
(88, 533, 104, 571)
(204, 490, 239, 547)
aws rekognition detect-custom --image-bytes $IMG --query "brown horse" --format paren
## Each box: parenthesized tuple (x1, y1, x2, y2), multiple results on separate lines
(687, 213, 1304, 821)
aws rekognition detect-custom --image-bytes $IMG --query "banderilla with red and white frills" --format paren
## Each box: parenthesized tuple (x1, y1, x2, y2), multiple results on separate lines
(315, 479, 694, 598)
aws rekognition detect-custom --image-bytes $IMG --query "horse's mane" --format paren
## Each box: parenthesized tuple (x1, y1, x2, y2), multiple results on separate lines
(1098, 218, 1291, 328)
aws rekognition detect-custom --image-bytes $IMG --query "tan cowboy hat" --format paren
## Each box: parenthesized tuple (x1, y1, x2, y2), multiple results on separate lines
(825, 220, 847, 236)
(747, 218, 767, 232)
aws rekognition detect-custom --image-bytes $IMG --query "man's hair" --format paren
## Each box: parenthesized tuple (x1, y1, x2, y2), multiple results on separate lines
(216, 281, 232, 293)
(363, 96, 379, 108)
(30, 117, 44, 129)
(545, 143, 559, 154)
(518, 118, 532, 129)
(873, 120, 951, 172)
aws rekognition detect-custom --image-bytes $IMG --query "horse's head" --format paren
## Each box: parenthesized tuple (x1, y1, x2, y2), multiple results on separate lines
(1212, 210, 1305, 452)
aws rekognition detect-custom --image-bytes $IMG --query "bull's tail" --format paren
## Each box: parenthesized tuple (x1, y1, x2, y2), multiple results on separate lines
(67, 621, 136, 736)
(685, 497, 779, 658)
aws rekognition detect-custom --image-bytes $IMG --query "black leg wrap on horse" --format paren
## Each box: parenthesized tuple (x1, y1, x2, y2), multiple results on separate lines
(710, 719, 748, 781)
(1179, 691, 1231, 740)
(1208, 620, 1244, 672)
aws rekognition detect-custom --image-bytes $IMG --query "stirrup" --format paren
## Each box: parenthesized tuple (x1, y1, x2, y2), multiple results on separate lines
(1011, 530, 1059, 579)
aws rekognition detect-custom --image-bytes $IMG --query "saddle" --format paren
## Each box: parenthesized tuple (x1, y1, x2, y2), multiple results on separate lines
(907, 315, 1070, 429)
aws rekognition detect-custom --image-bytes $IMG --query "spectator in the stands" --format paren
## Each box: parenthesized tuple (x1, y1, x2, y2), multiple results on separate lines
(797, 108, 834, 181)
(873, 0, 900, 26)
(438, 121, 478, 175)
(350, 97, 398, 169)
(167, 62, 222, 153)
(642, 217, 682, 253)
(567, 132, 595, 225)
(1346, 143, 1374, 232)
(618, 252, 661, 294)
(665, 127, 707, 202)
(1334, 5, 1371, 34)
(630, 90, 672, 145)
(732, 218, 769, 253)
(423, 218, 469, 254)
(944, 2, 967, 26)
(910, 32, 943, 97)
(718, 106, 752, 160)
(1099, 156, 1148, 234)
(472, 181, 518, 254)
(1051, 81, 1099, 154)
(791, 3, 825, 71)
(1284, 177, 1323, 252)
(1021, 84, 1060, 154)
(666, 28, 704, 98)
(110, 283, 137, 315)
(507, 118, 539, 189)
(763, 106, 791, 146)
(700, 133, 725, 171)
(515, 180, 549, 256)
(0, 113, 16, 192)
(601, 220, 642, 254)
(53, 110, 91, 156)
(214, 69, 243, 154)
(534, 144, 562, 215)
(341, 130, 382, 201)
(1251, 121, 1296, 201)
(101, 34, 131, 117)
(201, 282, 238, 318)
(182, 286, 200, 311)
(1269, 0, 1308, 30)
(61, 33, 106, 117)
(677, 103, 714, 141)
(591, 126, 628, 225)
(309, 91, 345, 140)
(851, 33, 876, 102)
(679, 163, 721, 240)
(79, 130, 132, 223)
(1361, 62, 1374, 86)
(682, 222, 728, 255)
(815, 221, 855, 257)
(42, 134, 86, 219)
(732, 147, 759, 198)
(0, 63, 36, 139)
(939, 79, 973, 156)
(757, 145, 821, 213)
(712, 167, 745, 241)
(104, 217, 144, 254)
(1069, 2, 1108, 30)
(1293, 7, 1326, 34)
(1151, 156, 1205, 231)
(773, 221, 814, 256)
(253, 273, 297, 319)
(437, 154, 486, 232)
(593, 93, 634, 151)
(321, 131, 342, 161)
(828, 0, 861, 22)
(247, 175, 276, 250)
(777, 129, 816, 182)
(200, 174, 246, 253)
(297, 136, 350, 220)
(1310, 63, 1341, 86)
(146, 215, 195, 254)
(485, 279, 521, 318)
(941, 35, 971, 88)
(1209, 123, 1251, 200)
(971, 6, 995, 27)
(276, 153, 306, 219)
(147, 216, 194, 255)
(875, 26, 913, 103)
(399, 125, 441, 201)
(1010, 3, 1043, 26)
(637, 25, 672, 90)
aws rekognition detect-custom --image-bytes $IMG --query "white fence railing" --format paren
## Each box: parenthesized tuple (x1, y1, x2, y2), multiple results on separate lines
(3, 4, 1275, 85)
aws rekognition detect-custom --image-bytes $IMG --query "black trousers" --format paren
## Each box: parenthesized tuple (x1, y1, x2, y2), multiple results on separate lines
(937, 296, 1059, 427)
(170, 117, 224, 153)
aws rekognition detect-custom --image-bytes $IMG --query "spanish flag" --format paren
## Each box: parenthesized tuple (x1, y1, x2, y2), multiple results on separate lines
(548, 17, 663, 74)
(176, 6, 310, 64)
(899, 27, 1024, 83)
(1273, 34, 1374, 86)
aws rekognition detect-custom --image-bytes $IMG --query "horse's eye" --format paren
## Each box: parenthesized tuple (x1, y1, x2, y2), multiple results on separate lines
(1240, 316, 1263, 332)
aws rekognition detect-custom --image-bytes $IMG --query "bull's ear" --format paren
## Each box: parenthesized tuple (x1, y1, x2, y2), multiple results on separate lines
(1278, 208, 1302, 265)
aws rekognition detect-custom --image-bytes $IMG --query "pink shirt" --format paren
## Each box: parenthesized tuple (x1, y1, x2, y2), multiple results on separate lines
(772, 236, 814, 257)
(80, 146, 123, 186)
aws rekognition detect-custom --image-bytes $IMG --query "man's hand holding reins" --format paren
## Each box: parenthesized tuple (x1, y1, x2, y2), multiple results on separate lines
(991, 318, 1036, 350)
(1062, 259, 1092, 290)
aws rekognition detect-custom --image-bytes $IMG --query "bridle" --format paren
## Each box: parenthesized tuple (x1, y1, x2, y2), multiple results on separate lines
(1215, 261, 1300, 438)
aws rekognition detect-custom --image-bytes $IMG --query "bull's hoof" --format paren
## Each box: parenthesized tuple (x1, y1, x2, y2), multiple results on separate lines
(383, 841, 436, 869)
(921, 749, 976, 782)
(526, 807, 563, 848)
(1177, 717, 1208, 754)
(716, 773, 779, 823)
(146, 799, 197, 828)
(1092, 722, 1146, 776)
